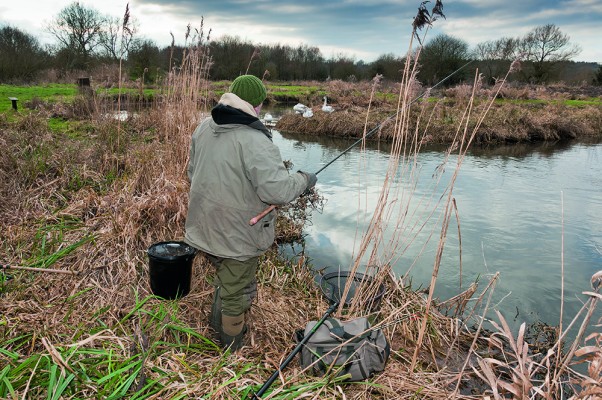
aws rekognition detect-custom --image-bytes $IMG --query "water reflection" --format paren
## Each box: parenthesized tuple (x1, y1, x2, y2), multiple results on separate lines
(468, 140, 576, 159)
(274, 126, 602, 333)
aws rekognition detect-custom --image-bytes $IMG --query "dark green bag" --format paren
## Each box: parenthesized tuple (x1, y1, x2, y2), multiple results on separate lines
(297, 317, 390, 381)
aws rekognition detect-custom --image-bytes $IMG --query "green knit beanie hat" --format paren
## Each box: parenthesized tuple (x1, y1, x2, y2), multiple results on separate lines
(229, 75, 267, 106)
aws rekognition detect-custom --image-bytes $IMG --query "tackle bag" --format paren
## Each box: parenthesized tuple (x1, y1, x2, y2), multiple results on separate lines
(297, 317, 390, 381)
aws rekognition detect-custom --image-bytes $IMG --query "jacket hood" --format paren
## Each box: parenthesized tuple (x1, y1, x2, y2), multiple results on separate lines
(211, 93, 272, 140)
(219, 92, 256, 116)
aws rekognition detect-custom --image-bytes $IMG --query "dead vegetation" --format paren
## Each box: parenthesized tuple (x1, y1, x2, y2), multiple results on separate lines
(276, 82, 602, 144)
(276, 94, 602, 145)
(1, 6, 601, 400)
(2, 74, 601, 400)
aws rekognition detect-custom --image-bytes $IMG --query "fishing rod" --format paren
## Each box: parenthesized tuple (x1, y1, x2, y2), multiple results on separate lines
(249, 59, 474, 226)
(250, 301, 339, 399)
(250, 266, 388, 397)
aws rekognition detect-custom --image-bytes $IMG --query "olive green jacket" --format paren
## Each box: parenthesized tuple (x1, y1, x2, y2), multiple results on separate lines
(185, 93, 308, 261)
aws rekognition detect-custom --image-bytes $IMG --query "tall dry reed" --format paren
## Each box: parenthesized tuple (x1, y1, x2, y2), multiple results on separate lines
(1, 2, 600, 398)
(326, 2, 601, 399)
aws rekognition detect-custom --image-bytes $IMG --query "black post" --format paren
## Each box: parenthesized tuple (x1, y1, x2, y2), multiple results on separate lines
(8, 97, 18, 111)
(77, 77, 92, 96)
(77, 77, 90, 87)
(251, 301, 339, 399)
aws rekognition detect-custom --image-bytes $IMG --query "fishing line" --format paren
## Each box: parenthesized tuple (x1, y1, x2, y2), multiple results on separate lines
(249, 60, 474, 226)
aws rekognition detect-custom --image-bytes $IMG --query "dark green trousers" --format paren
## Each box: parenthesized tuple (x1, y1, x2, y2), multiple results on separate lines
(207, 255, 258, 317)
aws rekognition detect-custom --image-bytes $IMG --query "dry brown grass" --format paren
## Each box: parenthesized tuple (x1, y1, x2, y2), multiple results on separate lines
(273, 25, 602, 399)
(276, 85, 602, 145)
(2, 18, 601, 400)
(2, 94, 601, 399)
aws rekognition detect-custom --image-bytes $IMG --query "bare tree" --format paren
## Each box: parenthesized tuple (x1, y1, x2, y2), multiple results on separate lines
(127, 38, 162, 83)
(98, 12, 137, 61)
(475, 37, 520, 83)
(520, 24, 581, 83)
(47, 2, 107, 69)
(0, 25, 49, 81)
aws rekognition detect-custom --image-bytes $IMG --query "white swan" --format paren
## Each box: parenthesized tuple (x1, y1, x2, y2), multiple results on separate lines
(293, 103, 307, 114)
(302, 107, 313, 118)
(262, 112, 277, 127)
(322, 96, 334, 113)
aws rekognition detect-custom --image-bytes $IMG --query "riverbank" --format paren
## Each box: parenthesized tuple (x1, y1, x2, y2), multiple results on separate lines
(275, 90, 602, 144)
(0, 106, 491, 398)
(1, 78, 601, 397)
(2, 80, 600, 145)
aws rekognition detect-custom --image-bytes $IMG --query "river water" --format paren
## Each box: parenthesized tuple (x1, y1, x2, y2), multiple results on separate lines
(267, 110, 602, 334)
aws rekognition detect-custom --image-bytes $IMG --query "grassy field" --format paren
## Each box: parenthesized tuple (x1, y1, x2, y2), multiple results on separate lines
(0, 84, 77, 113)
(4, 81, 600, 145)
(1, 67, 601, 398)
(0, 83, 158, 113)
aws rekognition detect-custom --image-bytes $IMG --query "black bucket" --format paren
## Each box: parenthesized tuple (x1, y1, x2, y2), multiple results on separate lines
(147, 241, 197, 300)
(319, 271, 386, 311)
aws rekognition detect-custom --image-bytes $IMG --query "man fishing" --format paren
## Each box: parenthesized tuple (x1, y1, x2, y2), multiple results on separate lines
(185, 75, 317, 350)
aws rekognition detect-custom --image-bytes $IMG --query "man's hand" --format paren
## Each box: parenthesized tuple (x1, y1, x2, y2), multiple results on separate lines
(298, 171, 317, 192)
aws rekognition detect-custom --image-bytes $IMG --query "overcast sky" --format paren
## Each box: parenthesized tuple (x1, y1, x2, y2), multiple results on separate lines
(1, 0, 600, 63)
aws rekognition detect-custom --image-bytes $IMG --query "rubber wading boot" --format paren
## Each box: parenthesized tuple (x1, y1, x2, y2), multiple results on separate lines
(221, 314, 246, 351)
(209, 287, 221, 334)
